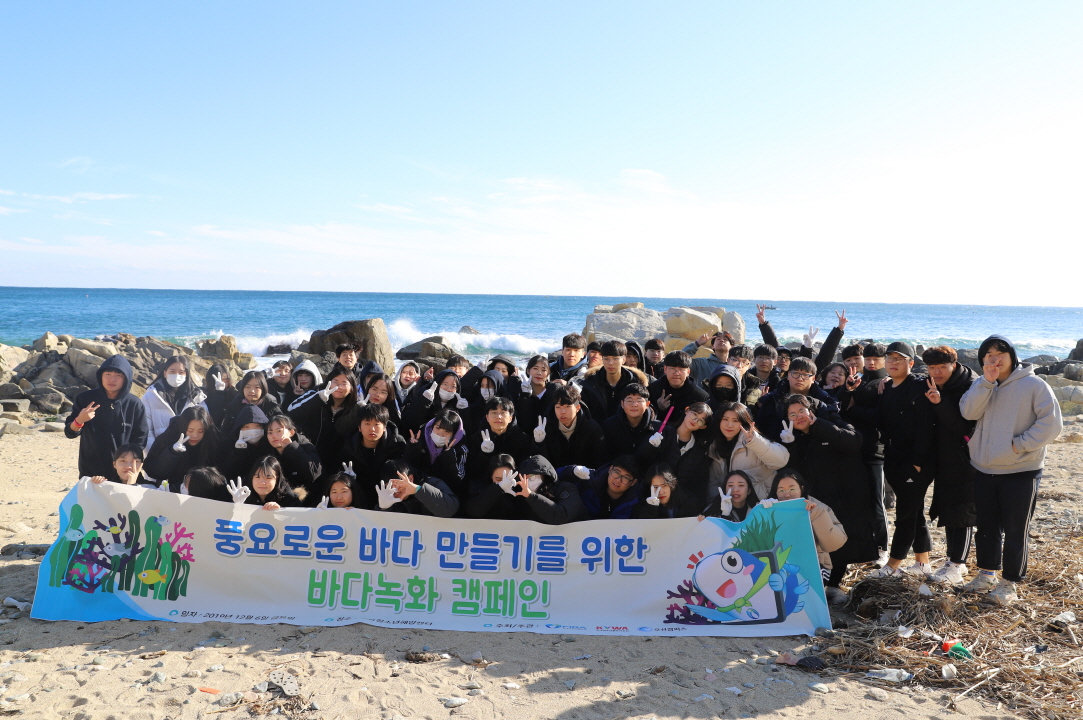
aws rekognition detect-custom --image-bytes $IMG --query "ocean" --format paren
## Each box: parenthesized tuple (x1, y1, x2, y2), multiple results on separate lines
(1, 287, 1081, 364)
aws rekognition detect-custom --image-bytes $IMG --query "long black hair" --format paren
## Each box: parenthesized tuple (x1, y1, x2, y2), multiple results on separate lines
(173, 405, 222, 465)
(245, 456, 298, 505)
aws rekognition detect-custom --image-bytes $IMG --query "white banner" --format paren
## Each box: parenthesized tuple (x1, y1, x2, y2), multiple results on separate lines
(33, 481, 831, 637)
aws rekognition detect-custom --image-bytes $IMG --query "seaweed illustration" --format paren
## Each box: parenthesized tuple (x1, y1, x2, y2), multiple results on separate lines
(50, 502, 196, 602)
(665, 579, 719, 625)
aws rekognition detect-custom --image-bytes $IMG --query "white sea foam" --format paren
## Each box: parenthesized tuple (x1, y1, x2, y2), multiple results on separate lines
(388, 318, 560, 358)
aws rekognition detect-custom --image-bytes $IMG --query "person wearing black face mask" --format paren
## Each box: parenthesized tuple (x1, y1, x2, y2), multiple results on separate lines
(704, 364, 742, 414)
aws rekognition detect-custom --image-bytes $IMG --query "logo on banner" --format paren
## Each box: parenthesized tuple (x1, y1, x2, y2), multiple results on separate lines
(47, 504, 195, 602)
(665, 510, 810, 626)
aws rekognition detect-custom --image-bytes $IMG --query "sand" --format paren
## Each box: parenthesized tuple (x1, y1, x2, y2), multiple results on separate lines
(0, 427, 1080, 720)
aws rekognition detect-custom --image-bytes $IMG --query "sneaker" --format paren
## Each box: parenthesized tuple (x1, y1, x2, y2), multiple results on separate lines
(962, 572, 998, 594)
(902, 562, 933, 578)
(867, 564, 904, 579)
(824, 586, 849, 606)
(873, 550, 890, 569)
(930, 562, 968, 585)
(986, 579, 1018, 606)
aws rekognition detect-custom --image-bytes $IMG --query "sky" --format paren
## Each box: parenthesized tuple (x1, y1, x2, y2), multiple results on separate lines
(1, 2, 1081, 305)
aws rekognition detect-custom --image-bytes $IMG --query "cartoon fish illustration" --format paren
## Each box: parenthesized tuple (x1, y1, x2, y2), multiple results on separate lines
(138, 570, 168, 585)
(63, 528, 85, 542)
(103, 542, 129, 557)
(154, 516, 169, 526)
(688, 548, 784, 622)
(107, 525, 122, 534)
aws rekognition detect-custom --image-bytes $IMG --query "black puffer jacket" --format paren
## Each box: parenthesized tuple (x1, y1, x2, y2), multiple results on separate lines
(600, 407, 661, 463)
(464, 455, 583, 524)
(649, 375, 710, 419)
(531, 407, 607, 469)
(143, 414, 223, 492)
(580, 366, 650, 422)
(339, 423, 407, 508)
(64, 355, 149, 478)
(842, 367, 887, 462)
(928, 364, 978, 527)
(754, 382, 842, 444)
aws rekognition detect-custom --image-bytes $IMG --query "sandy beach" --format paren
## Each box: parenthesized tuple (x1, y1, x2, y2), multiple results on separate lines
(0, 429, 1080, 720)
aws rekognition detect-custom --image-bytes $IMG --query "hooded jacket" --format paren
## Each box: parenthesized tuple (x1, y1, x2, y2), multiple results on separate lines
(601, 406, 661, 462)
(624, 341, 648, 374)
(467, 369, 507, 434)
(841, 366, 887, 462)
(580, 365, 650, 422)
(405, 418, 469, 498)
(220, 404, 272, 480)
(288, 384, 354, 478)
(393, 361, 422, 407)
(401, 369, 466, 433)
(960, 335, 1063, 474)
(141, 377, 207, 448)
(563, 463, 641, 520)
(464, 421, 532, 490)
(264, 434, 323, 493)
(281, 359, 323, 409)
(531, 404, 607, 469)
(649, 373, 710, 419)
(64, 355, 149, 478)
(874, 372, 935, 470)
(143, 413, 223, 492)
(339, 422, 408, 507)
(465, 455, 584, 524)
(221, 393, 282, 438)
(928, 363, 978, 527)
(702, 365, 743, 414)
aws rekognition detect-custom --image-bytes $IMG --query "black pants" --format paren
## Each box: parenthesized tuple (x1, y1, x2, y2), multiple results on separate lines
(885, 465, 933, 561)
(866, 461, 889, 551)
(973, 469, 1041, 583)
(944, 526, 973, 565)
(826, 564, 846, 588)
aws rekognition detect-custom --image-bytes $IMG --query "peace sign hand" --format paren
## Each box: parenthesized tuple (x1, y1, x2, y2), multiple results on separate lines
(780, 420, 795, 444)
(76, 402, 100, 425)
(835, 309, 848, 331)
(408, 429, 420, 444)
(925, 376, 941, 404)
(846, 368, 863, 390)
(646, 485, 661, 506)
(742, 422, 757, 444)
(656, 390, 671, 413)
(756, 304, 768, 325)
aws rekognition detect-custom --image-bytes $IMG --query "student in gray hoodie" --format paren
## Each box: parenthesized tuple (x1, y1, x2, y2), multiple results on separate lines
(959, 335, 1062, 605)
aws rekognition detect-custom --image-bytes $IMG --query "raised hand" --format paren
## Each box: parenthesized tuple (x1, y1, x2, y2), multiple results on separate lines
(696, 332, 711, 347)
(455, 393, 469, 410)
(983, 356, 1001, 383)
(759, 497, 777, 508)
(780, 420, 795, 444)
(925, 377, 941, 404)
(756, 304, 768, 325)
(835, 309, 848, 331)
(646, 485, 661, 506)
(88, 476, 107, 485)
(227, 477, 251, 504)
(718, 488, 733, 516)
(408, 429, 420, 444)
(742, 422, 757, 444)
(802, 326, 819, 348)
(234, 436, 248, 449)
(172, 434, 190, 453)
(648, 431, 663, 447)
(480, 430, 494, 454)
(156, 483, 171, 493)
(75, 402, 100, 426)
(572, 465, 591, 480)
(341, 461, 355, 478)
(423, 366, 434, 382)
(376, 480, 401, 509)
(392, 470, 418, 497)
(846, 369, 863, 391)
(422, 382, 436, 402)
(656, 390, 671, 413)
(316, 496, 329, 509)
(521, 376, 532, 393)
(498, 469, 517, 495)
(533, 417, 547, 443)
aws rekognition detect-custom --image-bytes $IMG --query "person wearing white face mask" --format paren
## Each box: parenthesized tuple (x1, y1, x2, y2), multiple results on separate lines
(400, 369, 469, 434)
(405, 409, 468, 499)
(465, 455, 583, 524)
(220, 404, 271, 480)
(466, 369, 506, 435)
(141, 355, 207, 449)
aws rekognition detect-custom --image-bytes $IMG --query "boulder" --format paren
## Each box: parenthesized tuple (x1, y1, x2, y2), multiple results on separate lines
(612, 302, 644, 312)
(199, 335, 239, 362)
(663, 307, 722, 342)
(32, 362, 80, 389)
(65, 347, 106, 386)
(0, 344, 30, 373)
(0, 421, 36, 437)
(689, 306, 727, 324)
(136, 336, 191, 360)
(955, 348, 982, 373)
(0, 399, 31, 413)
(265, 343, 293, 355)
(234, 353, 258, 370)
(32, 332, 59, 353)
(459, 326, 481, 335)
(592, 305, 614, 314)
(582, 307, 666, 344)
(1053, 386, 1083, 405)
(57, 334, 74, 345)
(1066, 363, 1083, 382)
(288, 350, 337, 377)
(1024, 355, 1060, 365)
(0, 384, 25, 399)
(26, 387, 65, 414)
(69, 338, 119, 360)
(397, 336, 454, 361)
(1070, 339, 1083, 362)
(415, 357, 447, 375)
(1041, 375, 1083, 388)
(307, 319, 395, 374)
(722, 311, 747, 346)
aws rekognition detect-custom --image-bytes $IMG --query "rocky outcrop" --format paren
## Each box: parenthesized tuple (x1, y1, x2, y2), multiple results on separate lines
(459, 326, 481, 335)
(397, 336, 454, 361)
(308, 320, 395, 374)
(197, 335, 257, 370)
(582, 307, 667, 344)
(664, 307, 721, 341)
(1070, 339, 1083, 362)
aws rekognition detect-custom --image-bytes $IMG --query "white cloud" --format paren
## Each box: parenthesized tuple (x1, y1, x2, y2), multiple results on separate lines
(0, 206, 29, 216)
(59, 157, 94, 173)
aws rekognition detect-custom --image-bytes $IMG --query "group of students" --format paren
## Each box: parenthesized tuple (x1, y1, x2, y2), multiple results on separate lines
(63, 307, 1063, 608)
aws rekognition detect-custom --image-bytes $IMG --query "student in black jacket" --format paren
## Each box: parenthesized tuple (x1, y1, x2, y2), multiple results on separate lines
(243, 455, 301, 510)
(405, 409, 468, 499)
(264, 414, 322, 496)
(632, 463, 688, 519)
(531, 384, 607, 469)
(288, 368, 357, 478)
(841, 341, 890, 561)
(202, 363, 238, 429)
(401, 369, 471, 433)
(754, 356, 840, 443)
(373, 459, 460, 517)
(465, 454, 583, 524)
(580, 341, 651, 422)
(220, 404, 274, 480)
(361, 372, 403, 428)
(221, 370, 283, 435)
(465, 396, 532, 492)
(703, 364, 742, 414)
(339, 403, 407, 508)
(266, 360, 295, 406)
(65, 354, 149, 479)
(649, 350, 711, 420)
(549, 333, 588, 382)
(600, 384, 660, 462)
(516, 355, 561, 437)
(643, 339, 666, 380)
(640, 402, 714, 515)
(143, 406, 223, 492)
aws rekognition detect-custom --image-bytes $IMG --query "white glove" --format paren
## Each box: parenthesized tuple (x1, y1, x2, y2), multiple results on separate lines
(780, 420, 795, 444)
(318, 386, 334, 402)
(172, 434, 189, 453)
(422, 383, 436, 401)
(533, 417, 547, 443)
(480, 430, 494, 454)
(573, 465, 591, 480)
(316, 496, 329, 509)
(342, 461, 355, 478)
(649, 432, 663, 447)
(227, 477, 251, 504)
(645, 485, 661, 506)
(498, 469, 517, 495)
(376, 480, 401, 509)
(718, 489, 733, 516)
(521, 376, 532, 393)
(156, 483, 171, 492)
(234, 437, 248, 449)
(214, 375, 226, 392)
(802, 326, 819, 348)
(455, 393, 469, 410)
(759, 497, 777, 508)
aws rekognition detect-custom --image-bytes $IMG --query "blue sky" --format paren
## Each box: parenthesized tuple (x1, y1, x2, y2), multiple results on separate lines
(2, 3, 1081, 304)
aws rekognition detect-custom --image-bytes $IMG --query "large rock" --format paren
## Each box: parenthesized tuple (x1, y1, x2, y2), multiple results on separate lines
(1070, 339, 1083, 362)
(0, 421, 37, 437)
(1066, 363, 1083, 382)
(956, 348, 981, 373)
(397, 335, 454, 361)
(69, 338, 118, 360)
(663, 307, 722, 342)
(235, 353, 258, 370)
(722, 311, 746, 345)
(26, 387, 65, 414)
(0, 384, 26, 399)
(32, 332, 59, 353)
(612, 302, 644, 312)
(459, 326, 481, 335)
(33, 362, 80, 389)
(1054, 386, 1083, 405)
(307, 320, 395, 374)
(64, 347, 103, 385)
(0, 344, 30, 374)
(582, 308, 666, 344)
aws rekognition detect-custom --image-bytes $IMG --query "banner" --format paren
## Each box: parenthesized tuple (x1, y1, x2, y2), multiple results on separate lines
(33, 480, 831, 637)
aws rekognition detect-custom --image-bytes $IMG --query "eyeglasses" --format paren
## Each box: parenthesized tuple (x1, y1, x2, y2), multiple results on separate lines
(623, 397, 647, 406)
(789, 372, 814, 381)
(608, 467, 635, 485)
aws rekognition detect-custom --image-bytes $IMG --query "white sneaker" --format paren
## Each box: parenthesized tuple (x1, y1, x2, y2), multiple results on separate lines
(902, 562, 933, 578)
(962, 572, 998, 594)
(930, 562, 968, 585)
(873, 550, 890, 569)
(867, 564, 904, 579)
(986, 579, 1018, 606)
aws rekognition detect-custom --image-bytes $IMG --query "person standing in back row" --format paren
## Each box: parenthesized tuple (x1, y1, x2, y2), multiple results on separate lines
(959, 335, 1062, 605)
(64, 355, 149, 479)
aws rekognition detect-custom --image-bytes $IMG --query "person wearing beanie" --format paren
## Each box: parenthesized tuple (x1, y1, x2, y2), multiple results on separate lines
(959, 335, 1062, 606)
(465, 454, 583, 524)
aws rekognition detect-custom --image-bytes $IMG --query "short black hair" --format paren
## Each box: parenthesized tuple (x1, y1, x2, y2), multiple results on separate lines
(663, 350, 691, 368)
(186, 466, 227, 500)
(562, 333, 587, 350)
(840, 344, 864, 360)
(484, 396, 516, 416)
(356, 403, 390, 425)
(610, 454, 640, 480)
(586, 341, 603, 354)
(619, 382, 650, 402)
(789, 356, 816, 376)
(335, 343, 358, 356)
(776, 347, 793, 358)
(784, 393, 812, 410)
(272, 359, 292, 370)
(863, 342, 887, 359)
(922, 345, 958, 366)
(553, 384, 581, 406)
(753, 344, 778, 360)
(446, 354, 471, 369)
(113, 443, 144, 462)
(644, 338, 665, 352)
(238, 370, 269, 399)
(380, 459, 414, 482)
(600, 340, 627, 358)
(728, 345, 753, 361)
(433, 409, 462, 436)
